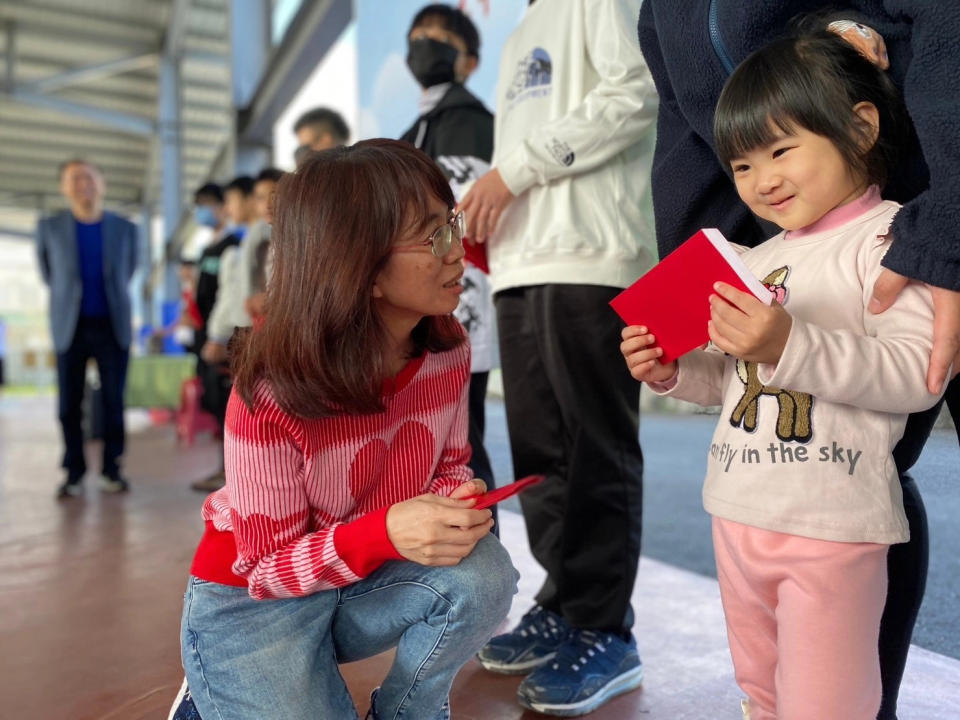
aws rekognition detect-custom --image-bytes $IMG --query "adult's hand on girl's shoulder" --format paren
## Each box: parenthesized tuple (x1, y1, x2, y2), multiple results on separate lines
(870, 269, 960, 394)
(386, 493, 494, 567)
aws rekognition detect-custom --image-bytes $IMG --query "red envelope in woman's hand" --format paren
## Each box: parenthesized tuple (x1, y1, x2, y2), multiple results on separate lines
(467, 474, 545, 509)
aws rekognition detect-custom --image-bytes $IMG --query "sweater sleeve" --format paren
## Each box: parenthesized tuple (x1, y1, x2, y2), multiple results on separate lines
(226, 394, 400, 600)
(497, 0, 658, 196)
(649, 348, 727, 407)
(882, 1, 960, 290)
(759, 236, 942, 413)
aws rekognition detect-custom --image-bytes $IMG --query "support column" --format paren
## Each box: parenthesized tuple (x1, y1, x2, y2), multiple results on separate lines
(230, 0, 272, 174)
(158, 53, 183, 334)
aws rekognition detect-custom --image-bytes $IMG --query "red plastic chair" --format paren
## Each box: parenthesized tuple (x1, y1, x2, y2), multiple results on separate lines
(176, 377, 220, 447)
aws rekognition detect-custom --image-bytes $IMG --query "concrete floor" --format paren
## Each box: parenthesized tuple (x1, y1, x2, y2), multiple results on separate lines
(1, 393, 958, 719)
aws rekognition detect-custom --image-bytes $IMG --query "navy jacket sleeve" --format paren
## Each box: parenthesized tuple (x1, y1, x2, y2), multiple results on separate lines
(637, 2, 766, 258)
(882, 0, 960, 291)
(127, 218, 140, 283)
(35, 218, 51, 285)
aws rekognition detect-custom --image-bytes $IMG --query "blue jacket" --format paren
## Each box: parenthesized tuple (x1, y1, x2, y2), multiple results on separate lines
(36, 210, 140, 351)
(638, 0, 960, 291)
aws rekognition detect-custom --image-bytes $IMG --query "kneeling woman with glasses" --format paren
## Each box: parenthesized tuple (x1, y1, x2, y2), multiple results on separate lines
(177, 139, 518, 720)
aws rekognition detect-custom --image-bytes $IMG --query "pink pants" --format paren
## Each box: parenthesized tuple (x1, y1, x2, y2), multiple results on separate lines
(712, 517, 889, 720)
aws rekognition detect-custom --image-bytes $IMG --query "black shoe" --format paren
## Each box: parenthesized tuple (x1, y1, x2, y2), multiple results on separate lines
(191, 471, 226, 492)
(99, 472, 129, 493)
(56, 475, 84, 499)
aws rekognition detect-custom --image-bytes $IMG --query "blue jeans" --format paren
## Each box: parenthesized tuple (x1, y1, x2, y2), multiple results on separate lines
(181, 534, 518, 719)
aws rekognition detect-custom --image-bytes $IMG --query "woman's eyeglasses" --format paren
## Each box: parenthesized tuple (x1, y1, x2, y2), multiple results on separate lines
(395, 211, 465, 257)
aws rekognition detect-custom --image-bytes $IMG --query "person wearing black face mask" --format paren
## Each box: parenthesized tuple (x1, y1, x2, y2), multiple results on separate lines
(406, 35, 460, 88)
(400, 4, 499, 537)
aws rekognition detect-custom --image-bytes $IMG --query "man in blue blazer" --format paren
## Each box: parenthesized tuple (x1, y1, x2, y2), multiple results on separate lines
(37, 159, 140, 497)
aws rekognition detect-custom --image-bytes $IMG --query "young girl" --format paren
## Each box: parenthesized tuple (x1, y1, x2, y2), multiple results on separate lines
(621, 32, 941, 720)
(176, 140, 518, 720)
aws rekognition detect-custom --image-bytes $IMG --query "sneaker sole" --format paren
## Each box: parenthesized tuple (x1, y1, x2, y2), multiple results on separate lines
(99, 477, 129, 493)
(476, 651, 556, 675)
(167, 678, 190, 720)
(518, 664, 644, 717)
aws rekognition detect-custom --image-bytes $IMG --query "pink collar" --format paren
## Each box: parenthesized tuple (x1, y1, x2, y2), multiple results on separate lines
(787, 185, 882, 239)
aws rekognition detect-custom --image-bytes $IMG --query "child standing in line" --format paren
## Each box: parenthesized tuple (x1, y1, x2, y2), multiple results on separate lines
(621, 31, 942, 720)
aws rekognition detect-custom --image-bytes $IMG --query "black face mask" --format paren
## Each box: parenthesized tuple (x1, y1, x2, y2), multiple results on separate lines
(406, 37, 458, 88)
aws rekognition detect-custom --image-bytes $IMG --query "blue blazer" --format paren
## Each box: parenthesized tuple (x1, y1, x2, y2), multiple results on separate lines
(36, 210, 140, 352)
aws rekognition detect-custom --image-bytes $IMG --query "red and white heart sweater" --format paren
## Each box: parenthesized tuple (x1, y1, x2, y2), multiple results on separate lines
(189, 344, 472, 599)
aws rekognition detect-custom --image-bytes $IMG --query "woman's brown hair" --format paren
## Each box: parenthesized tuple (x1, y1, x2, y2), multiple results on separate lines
(232, 138, 464, 418)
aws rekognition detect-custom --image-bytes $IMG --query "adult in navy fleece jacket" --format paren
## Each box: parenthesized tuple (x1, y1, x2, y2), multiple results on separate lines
(638, 4, 958, 720)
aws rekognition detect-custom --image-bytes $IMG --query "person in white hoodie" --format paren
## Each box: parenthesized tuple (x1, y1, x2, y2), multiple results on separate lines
(461, 0, 657, 715)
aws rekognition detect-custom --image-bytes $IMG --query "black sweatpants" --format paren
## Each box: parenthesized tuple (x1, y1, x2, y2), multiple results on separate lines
(496, 285, 644, 635)
(467, 370, 498, 536)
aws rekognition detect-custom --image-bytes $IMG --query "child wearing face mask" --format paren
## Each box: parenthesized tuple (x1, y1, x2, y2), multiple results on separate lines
(400, 4, 500, 534)
(621, 30, 944, 720)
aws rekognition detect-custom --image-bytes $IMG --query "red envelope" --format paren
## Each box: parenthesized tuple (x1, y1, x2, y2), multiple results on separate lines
(467, 474, 544, 509)
(610, 228, 773, 364)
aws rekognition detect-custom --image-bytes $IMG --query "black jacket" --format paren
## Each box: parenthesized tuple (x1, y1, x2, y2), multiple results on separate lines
(400, 83, 494, 188)
(638, 0, 960, 290)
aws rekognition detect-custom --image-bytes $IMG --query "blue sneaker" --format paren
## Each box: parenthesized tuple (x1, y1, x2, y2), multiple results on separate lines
(168, 678, 202, 720)
(477, 605, 571, 675)
(516, 629, 643, 717)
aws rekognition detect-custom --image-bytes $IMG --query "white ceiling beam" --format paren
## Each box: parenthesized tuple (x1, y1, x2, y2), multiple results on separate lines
(24, 53, 158, 94)
(3, 88, 155, 135)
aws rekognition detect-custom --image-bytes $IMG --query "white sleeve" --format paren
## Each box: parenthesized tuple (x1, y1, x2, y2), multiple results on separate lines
(496, 0, 657, 195)
(207, 246, 240, 343)
(650, 349, 727, 407)
(759, 240, 941, 413)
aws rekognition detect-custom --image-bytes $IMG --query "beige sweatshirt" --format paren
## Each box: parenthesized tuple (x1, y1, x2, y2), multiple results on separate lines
(656, 199, 940, 544)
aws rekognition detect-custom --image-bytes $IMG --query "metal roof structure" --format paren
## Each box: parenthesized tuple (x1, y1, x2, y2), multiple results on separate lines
(0, 0, 234, 240)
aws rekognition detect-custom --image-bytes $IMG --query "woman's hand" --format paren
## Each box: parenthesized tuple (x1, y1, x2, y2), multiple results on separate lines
(620, 325, 678, 384)
(386, 488, 494, 567)
(447, 478, 486, 500)
(708, 282, 792, 365)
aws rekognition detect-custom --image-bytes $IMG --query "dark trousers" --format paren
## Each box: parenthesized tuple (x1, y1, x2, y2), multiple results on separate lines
(496, 285, 644, 635)
(877, 377, 960, 720)
(944, 374, 960, 446)
(197, 356, 232, 430)
(55, 317, 129, 479)
(467, 370, 498, 536)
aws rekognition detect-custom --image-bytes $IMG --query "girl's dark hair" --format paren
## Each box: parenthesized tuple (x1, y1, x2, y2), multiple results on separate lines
(232, 138, 463, 419)
(714, 30, 908, 189)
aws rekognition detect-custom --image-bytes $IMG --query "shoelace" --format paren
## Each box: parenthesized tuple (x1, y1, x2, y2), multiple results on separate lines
(551, 630, 609, 672)
(518, 607, 567, 640)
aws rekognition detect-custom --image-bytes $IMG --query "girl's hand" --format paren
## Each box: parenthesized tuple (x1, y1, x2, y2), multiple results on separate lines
(620, 325, 678, 384)
(708, 282, 792, 364)
(386, 493, 493, 567)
